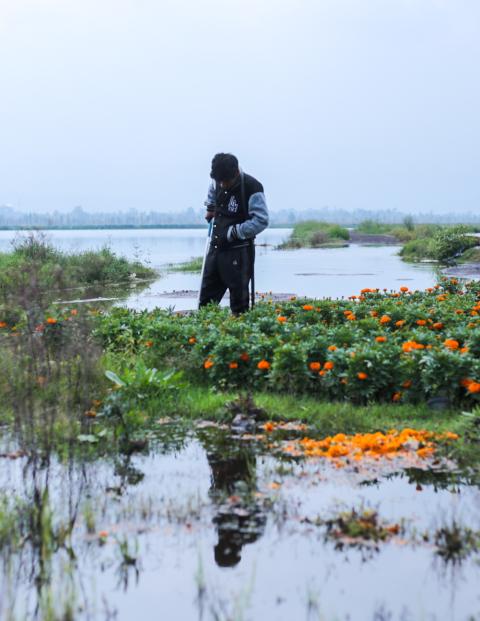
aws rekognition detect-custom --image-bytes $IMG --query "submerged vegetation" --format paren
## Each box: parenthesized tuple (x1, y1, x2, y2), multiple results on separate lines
(0, 233, 156, 297)
(167, 255, 203, 272)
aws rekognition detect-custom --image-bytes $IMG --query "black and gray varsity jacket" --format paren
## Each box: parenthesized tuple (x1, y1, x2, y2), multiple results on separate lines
(204, 173, 269, 250)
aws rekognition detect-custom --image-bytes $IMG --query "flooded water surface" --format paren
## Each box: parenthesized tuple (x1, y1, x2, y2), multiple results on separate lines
(0, 228, 437, 310)
(2, 424, 479, 621)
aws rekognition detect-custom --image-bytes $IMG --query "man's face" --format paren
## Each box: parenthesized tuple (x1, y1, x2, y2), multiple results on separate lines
(218, 171, 240, 190)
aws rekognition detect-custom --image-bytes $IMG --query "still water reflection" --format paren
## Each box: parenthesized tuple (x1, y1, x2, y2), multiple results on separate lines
(2, 425, 479, 621)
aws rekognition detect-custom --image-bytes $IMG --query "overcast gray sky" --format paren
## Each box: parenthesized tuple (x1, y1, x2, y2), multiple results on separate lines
(0, 0, 479, 214)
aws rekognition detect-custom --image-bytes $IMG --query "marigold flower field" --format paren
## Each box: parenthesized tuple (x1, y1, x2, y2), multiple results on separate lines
(97, 277, 480, 406)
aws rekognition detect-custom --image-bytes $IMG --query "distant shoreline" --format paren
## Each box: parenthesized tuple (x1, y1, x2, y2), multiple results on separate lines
(0, 224, 292, 231)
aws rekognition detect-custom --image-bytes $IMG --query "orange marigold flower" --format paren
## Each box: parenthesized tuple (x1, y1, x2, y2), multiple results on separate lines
(467, 382, 480, 394)
(264, 421, 276, 432)
(468, 322, 476, 328)
(357, 372, 368, 380)
(145, 340, 154, 348)
(402, 341, 425, 353)
(229, 361, 239, 369)
(346, 314, 356, 321)
(432, 322, 444, 330)
(46, 317, 57, 324)
(188, 337, 196, 344)
(303, 304, 314, 311)
(204, 358, 214, 369)
(392, 392, 402, 402)
(343, 310, 353, 316)
(327, 345, 337, 351)
(395, 319, 406, 327)
(375, 336, 387, 343)
(380, 315, 391, 324)
(277, 315, 287, 323)
(240, 352, 250, 362)
(471, 311, 478, 316)
(0, 322, 7, 328)
(402, 380, 412, 389)
(416, 319, 427, 326)
(319, 370, 327, 376)
(370, 310, 378, 317)
(324, 361, 334, 370)
(257, 359, 271, 370)
(460, 347, 469, 354)
(400, 286, 409, 292)
(309, 361, 321, 371)
(455, 309, 464, 315)
(443, 339, 459, 350)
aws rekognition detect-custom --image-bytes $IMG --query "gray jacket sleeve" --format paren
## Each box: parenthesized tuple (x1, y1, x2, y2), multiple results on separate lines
(227, 192, 269, 241)
(204, 182, 216, 210)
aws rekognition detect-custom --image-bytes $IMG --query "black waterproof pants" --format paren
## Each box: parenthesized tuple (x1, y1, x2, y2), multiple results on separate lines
(199, 244, 253, 314)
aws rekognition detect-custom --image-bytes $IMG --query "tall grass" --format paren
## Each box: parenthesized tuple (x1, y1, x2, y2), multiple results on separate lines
(279, 221, 349, 248)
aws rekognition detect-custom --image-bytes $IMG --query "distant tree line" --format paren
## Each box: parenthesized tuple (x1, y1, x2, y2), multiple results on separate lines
(1, 203, 479, 228)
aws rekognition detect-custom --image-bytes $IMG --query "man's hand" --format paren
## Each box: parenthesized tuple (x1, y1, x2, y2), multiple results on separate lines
(205, 210, 214, 222)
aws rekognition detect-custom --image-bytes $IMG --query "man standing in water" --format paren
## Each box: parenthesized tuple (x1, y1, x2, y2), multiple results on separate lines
(199, 153, 269, 314)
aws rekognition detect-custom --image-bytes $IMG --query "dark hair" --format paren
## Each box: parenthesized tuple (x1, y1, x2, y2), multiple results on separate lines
(210, 153, 239, 182)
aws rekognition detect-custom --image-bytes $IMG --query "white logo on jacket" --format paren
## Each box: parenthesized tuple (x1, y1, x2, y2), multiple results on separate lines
(227, 196, 239, 213)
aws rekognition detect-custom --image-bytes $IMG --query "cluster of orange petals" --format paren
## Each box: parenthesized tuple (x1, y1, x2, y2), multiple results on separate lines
(144, 340, 153, 348)
(444, 339, 460, 350)
(257, 359, 271, 370)
(303, 304, 314, 311)
(0, 321, 7, 328)
(46, 317, 57, 325)
(402, 340, 425, 352)
(282, 429, 458, 462)
(203, 358, 214, 369)
(379, 315, 391, 324)
(277, 315, 287, 323)
(375, 336, 387, 343)
(460, 378, 480, 393)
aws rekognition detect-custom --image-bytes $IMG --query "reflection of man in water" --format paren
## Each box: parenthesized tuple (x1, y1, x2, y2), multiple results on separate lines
(206, 444, 266, 568)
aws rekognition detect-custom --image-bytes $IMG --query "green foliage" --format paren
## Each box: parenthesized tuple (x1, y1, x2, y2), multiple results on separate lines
(279, 220, 349, 248)
(403, 215, 415, 232)
(400, 225, 477, 263)
(0, 232, 156, 298)
(356, 220, 392, 235)
(100, 362, 183, 435)
(430, 226, 478, 263)
(96, 278, 480, 406)
(168, 256, 203, 272)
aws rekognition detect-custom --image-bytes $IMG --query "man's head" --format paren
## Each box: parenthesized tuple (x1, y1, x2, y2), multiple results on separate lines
(210, 153, 240, 188)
